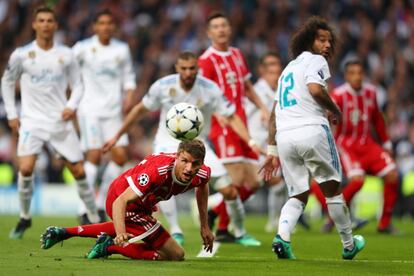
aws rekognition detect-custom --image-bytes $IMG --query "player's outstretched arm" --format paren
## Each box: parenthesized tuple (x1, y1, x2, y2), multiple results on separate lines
(196, 184, 214, 252)
(102, 102, 149, 152)
(227, 114, 264, 155)
(112, 187, 139, 246)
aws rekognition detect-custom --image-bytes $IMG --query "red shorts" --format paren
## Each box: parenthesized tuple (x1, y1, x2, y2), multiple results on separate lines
(106, 182, 171, 250)
(210, 126, 258, 163)
(339, 141, 396, 178)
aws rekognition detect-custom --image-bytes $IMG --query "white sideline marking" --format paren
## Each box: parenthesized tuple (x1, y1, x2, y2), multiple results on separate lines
(196, 242, 221, 258)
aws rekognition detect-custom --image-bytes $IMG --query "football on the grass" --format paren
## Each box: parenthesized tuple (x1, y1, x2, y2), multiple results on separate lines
(165, 102, 204, 140)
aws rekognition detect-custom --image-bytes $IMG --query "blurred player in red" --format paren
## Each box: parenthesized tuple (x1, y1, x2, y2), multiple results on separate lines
(312, 60, 399, 233)
(198, 11, 269, 242)
(40, 140, 215, 261)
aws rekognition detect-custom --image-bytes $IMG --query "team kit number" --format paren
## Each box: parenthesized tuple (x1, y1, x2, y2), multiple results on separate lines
(279, 72, 297, 108)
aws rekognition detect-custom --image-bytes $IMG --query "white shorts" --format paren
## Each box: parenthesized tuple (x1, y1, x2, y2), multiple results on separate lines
(17, 122, 83, 163)
(277, 125, 342, 197)
(77, 115, 128, 151)
(153, 139, 230, 189)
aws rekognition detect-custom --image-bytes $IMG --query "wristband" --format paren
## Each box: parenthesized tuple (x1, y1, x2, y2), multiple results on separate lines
(267, 144, 278, 156)
(248, 139, 258, 147)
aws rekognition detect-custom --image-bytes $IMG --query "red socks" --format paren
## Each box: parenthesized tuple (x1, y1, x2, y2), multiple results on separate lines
(65, 222, 116, 238)
(379, 178, 398, 229)
(342, 178, 364, 204)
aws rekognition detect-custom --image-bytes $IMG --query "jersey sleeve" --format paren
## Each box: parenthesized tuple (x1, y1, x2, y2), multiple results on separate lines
(126, 165, 159, 198)
(1, 48, 23, 120)
(66, 50, 84, 110)
(121, 45, 137, 91)
(305, 55, 331, 87)
(141, 80, 162, 111)
(198, 57, 215, 80)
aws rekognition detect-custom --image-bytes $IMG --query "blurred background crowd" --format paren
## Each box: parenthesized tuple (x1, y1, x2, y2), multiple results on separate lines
(0, 0, 413, 215)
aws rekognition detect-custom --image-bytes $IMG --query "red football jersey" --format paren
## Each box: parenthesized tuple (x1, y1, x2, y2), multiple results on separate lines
(331, 83, 390, 148)
(106, 153, 210, 216)
(198, 46, 251, 137)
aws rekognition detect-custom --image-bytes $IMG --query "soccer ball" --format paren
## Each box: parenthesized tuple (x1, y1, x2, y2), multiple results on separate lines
(165, 102, 204, 140)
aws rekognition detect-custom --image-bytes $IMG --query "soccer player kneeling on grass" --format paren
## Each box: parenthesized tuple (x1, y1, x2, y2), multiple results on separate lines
(41, 140, 214, 261)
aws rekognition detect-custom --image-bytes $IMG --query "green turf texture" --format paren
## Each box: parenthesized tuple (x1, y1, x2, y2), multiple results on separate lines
(0, 215, 413, 276)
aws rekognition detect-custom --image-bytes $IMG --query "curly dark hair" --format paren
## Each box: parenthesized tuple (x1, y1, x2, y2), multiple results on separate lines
(290, 16, 336, 59)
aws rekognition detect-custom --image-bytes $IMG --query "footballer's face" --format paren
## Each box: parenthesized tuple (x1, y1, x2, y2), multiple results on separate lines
(94, 14, 115, 42)
(261, 55, 282, 86)
(345, 64, 364, 91)
(175, 151, 203, 183)
(312, 29, 332, 59)
(32, 12, 57, 40)
(175, 58, 198, 91)
(207, 17, 232, 46)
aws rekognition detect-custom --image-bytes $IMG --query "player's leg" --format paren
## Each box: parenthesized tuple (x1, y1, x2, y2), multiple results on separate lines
(10, 126, 43, 239)
(265, 176, 286, 232)
(10, 155, 37, 239)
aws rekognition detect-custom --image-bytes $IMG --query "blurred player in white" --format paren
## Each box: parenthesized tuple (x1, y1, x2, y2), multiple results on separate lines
(244, 52, 287, 232)
(72, 10, 136, 224)
(1, 6, 100, 239)
(261, 17, 365, 260)
(104, 51, 262, 246)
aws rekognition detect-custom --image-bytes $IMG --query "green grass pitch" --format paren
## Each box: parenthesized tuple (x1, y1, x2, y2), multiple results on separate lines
(0, 214, 413, 276)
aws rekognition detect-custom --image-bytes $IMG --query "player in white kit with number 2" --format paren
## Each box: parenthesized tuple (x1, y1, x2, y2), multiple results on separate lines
(261, 16, 365, 260)
(103, 51, 261, 246)
(1, 6, 100, 239)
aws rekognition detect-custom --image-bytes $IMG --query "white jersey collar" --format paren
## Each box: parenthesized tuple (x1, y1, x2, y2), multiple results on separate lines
(208, 46, 232, 57)
(92, 35, 112, 47)
(33, 40, 55, 52)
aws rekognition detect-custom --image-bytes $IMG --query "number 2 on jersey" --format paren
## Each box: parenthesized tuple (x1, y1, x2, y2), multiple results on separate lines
(279, 72, 297, 108)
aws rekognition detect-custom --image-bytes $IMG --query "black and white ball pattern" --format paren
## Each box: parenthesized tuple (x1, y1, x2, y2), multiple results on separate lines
(165, 102, 204, 140)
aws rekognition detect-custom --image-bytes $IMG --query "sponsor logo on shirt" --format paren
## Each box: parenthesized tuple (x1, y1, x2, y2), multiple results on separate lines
(138, 173, 150, 186)
(169, 88, 177, 97)
(28, 51, 36, 59)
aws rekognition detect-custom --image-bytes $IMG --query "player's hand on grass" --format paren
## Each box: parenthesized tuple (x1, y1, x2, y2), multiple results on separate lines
(102, 137, 117, 153)
(114, 232, 134, 246)
(8, 118, 20, 134)
(61, 107, 75, 121)
(200, 226, 214, 253)
(259, 155, 280, 181)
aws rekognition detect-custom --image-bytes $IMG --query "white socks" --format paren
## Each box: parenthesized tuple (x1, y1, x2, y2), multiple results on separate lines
(159, 196, 182, 234)
(277, 197, 305, 241)
(326, 194, 354, 250)
(225, 196, 246, 238)
(76, 177, 99, 223)
(79, 161, 98, 215)
(267, 183, 287, 226)
(97, 161, 122, 209)
(18, 172, 34, 219)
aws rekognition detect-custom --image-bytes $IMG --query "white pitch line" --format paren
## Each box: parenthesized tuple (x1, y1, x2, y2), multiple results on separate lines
(196, 242, 221, 258)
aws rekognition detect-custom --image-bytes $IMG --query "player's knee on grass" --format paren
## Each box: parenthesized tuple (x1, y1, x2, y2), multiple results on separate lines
(159, 238, 185, 261)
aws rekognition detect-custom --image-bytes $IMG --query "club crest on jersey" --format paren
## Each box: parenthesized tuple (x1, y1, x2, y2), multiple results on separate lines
(91, 47, 96, 53)
(58, 57, 64, 64)
(138, 173, 149, 186)
(196, 99, 204, 108)
(169, 88, 177, 97)
(28, 51, 36, 59)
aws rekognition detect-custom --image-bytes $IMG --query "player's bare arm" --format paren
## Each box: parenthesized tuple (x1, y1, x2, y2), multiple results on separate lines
(308, 83, 342, 124)
(103, 102, 149, 152)
(112, 187, 139, 245)
(227, 113, 263, 155)
(260, 101, 280, 181)
(245, 80, 270, 123)
(195, 183, 214, 252)
(123, 89, 136, 115)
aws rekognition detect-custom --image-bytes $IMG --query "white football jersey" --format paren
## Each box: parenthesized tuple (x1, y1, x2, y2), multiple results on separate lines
(73, 35, 136, 118)
(1, 41, 83, 131)
(142, 74, 235, 146)
(275, 51, 330, 131)
(245, 78, 276, 147)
